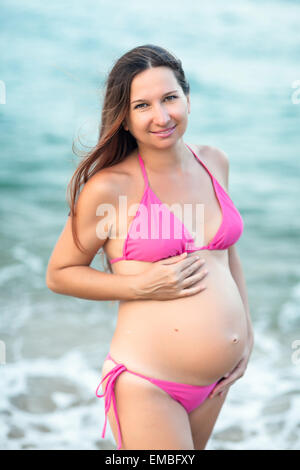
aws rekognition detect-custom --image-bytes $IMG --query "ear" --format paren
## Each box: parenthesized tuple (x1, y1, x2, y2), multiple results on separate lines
(123, 121, 129, 131)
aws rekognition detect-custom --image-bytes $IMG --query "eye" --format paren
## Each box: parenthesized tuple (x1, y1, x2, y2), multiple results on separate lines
(165, 95, 178, 102)
(134, 103, 147, 110)
(134, 95, 178, 110)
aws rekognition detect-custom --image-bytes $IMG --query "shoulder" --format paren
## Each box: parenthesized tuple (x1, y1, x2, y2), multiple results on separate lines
(68, 168, 124, 224)
(76, 169, 120, 208)
(70, 153, 141, 221)
(196, 144, 229, 192)
(76, 160, 133, 209)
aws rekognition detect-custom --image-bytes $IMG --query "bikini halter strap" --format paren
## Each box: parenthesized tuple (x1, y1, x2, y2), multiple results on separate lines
(138, 153, 149, 188)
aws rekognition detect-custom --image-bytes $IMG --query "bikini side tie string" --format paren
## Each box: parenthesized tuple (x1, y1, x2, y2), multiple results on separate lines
(95, 363, 127, 450)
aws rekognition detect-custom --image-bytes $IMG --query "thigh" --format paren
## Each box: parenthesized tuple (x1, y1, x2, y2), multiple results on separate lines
(188, 387, 229, 450)
(100, 360, 195, 450)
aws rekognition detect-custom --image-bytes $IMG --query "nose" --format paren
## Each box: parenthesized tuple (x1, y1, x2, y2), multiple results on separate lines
(152, 103, 171, 126)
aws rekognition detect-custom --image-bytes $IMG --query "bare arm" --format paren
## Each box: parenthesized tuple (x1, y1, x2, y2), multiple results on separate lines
(47, 253, 139, 301)
(46, 172, 139, 301)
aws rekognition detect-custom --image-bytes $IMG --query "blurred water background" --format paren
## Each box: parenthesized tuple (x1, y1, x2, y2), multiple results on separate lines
(1, 0, 300, 450)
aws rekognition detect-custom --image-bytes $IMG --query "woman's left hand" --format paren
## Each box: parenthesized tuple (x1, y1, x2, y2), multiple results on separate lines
(208, 335, 254, 399)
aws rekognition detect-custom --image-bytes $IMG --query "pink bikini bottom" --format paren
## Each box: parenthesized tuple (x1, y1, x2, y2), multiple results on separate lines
(96, 352, 222, 450)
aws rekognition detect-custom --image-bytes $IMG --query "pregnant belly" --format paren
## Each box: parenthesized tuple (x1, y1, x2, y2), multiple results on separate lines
(111, 263, 248, 385)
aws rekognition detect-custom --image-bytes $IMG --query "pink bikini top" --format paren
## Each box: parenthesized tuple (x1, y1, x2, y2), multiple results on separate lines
(109, 143, 243, 264)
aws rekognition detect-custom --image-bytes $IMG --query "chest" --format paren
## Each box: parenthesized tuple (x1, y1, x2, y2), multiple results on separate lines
(118, 166, 223, 249)
(148, 170, 219, 217)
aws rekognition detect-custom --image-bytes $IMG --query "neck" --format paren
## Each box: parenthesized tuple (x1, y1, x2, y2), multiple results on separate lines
(136, 140, 192, 174)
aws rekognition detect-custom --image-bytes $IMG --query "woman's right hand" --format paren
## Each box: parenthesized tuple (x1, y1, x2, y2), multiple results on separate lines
(135, 252, 208, 301)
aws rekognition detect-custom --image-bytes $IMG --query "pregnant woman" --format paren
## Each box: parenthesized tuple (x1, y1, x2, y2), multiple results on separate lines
(46, 44, 254, 450)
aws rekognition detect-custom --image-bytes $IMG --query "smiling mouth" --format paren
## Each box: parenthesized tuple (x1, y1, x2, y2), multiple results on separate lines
(151, 125, 176, 133)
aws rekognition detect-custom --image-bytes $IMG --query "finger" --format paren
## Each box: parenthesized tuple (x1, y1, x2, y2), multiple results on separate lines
(180, 256, 205, 274)
(160, 252, 187, 265)
(181, 269, 208, 288)
(209, 380, 234, 399)
(179, 282, 207, 298)
(209, 387, 224, 399)
(208, 379, 228, 399)
(180, 262, 205, 281)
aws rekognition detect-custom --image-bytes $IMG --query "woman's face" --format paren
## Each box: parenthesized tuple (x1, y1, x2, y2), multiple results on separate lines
(123, 66, 190, 147)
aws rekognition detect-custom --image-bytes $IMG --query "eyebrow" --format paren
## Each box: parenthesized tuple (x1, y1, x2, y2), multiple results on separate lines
(131, 89, 179, 105)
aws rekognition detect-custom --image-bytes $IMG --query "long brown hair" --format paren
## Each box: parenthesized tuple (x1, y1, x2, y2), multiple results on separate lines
(67, 44, 190, 274)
